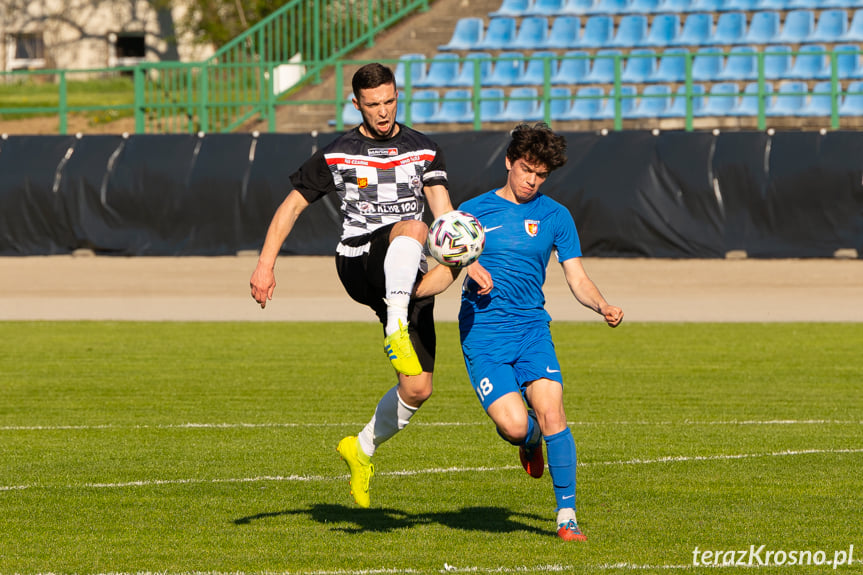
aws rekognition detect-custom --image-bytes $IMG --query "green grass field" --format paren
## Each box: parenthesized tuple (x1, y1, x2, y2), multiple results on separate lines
(1, 321, 861, 574)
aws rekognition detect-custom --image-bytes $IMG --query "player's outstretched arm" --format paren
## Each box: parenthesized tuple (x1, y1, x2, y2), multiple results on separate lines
(424, 184, 455, 220)
(250, 190, 310, 309)
(560, 257, 623, 327)
(414, 263, 461, 298)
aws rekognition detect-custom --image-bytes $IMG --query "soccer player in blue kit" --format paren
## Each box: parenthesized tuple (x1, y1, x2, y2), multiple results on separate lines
(417, 122, 623, 541)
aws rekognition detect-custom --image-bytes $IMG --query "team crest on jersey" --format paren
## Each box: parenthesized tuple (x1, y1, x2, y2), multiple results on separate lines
(357, 177, 368, 189)
(525, 220, 540, 237)
(368, 147, 398, 157)
(358, 201, 373, 213)
(410, 175, 422, 194)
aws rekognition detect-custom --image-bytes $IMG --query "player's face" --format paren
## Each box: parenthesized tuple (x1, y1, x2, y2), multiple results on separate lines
(505, 156, 550, 203)
(354, 83, 399, 139)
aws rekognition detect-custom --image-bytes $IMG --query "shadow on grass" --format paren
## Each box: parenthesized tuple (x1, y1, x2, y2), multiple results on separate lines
(234, 504, 547, 535)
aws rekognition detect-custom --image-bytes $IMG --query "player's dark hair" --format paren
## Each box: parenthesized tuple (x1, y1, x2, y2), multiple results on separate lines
(352, 63, 397, 95)
(506, 123, 567, 173)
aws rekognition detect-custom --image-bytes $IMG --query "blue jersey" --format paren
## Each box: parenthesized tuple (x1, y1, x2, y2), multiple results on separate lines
(458, 189, 582, 336)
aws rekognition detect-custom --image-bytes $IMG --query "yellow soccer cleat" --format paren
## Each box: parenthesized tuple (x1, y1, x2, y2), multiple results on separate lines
(336, 436, 374, 508)
(383, 320, 422, 376)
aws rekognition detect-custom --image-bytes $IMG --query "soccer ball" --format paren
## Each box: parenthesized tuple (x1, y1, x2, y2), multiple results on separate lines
(427, 210, 485, 267)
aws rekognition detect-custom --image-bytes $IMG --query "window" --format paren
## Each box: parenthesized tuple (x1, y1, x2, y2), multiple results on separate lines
(7, 32, 45, 69)
(109, 32, 146, 67)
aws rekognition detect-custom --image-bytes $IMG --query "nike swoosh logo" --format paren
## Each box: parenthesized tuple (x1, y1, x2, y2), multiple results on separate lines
(546, 367, 560, 373)
(484, 226, 502, 232)
(562, 494, 574, 500)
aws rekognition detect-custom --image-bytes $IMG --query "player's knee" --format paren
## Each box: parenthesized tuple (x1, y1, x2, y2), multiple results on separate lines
(391, 219, 429, 244)
(398, 377, 433, 406)
(496, 417, 529, 445)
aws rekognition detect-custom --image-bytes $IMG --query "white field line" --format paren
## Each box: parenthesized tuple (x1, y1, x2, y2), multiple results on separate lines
(2, 447, 861, 493)
(1, 419, 861, 432)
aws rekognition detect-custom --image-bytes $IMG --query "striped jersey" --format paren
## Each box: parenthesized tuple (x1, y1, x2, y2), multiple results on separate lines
(291, 124, 448, 241)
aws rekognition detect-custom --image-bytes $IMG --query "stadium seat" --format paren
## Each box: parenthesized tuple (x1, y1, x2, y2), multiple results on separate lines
(644, 14, 682, 47)
(439, 18, 484, 51)
(626, 0, 662, 13)
(559, 0, 596, 15)
(630, 84, 672, 117)
(545, 87, 575, 119)
(512, 16, 550, 49)
(810, 9, 849, 44)
(584, 49, 623, 83)
(479, 88, 508, 121)
(832, 44, 863, 80)
(724, 0, 760, 10)
(610, 14, 649, 47)
(395, 54, 427, 88)
(652, 48, 689, 83)
(759, 0, 790, 9)
(588, 0, 629, 14)
(745, 11, 780, 44)
(764, 45, 793, 80)
(526, 0, 567, 15)
(452, 53, 493, 87)
(799, 81, 837, 117)
(485, 52, 526, 86)
(578, 15, 614, 47)
(691, 47, 725, 82)
(786, 0, 821, 8)
(560, 86, 605, 119)
(675, 13, 713, 47)
(428, 89, 473, 123)
(664, 84, 706, 117)
(336, 97, 362, 125)
(596, 85, 638, 119)
(716, 45, 757, 81)
(659, 0, 694, 11)
(766, 81, 807, 116)
(517, 51, 560, 85)
(490, 0, 532, 17)
(501, 87, 542, 120)
(731, 81, 773, 116)
(477, 18, 518, 50)
(823, 0, 858, 7)
(839, 81, 863, 116)
(844, 10, 863, 43)
(775, 10, 815, 45)
(401, 90, 440, 123)
(552, 50, 592, 84)
(417, 54, 460, 88)
(712, 12, 747, 45)
(689, 0, 724, 11)
(698, 82, 739, 116)
(544, 16, 581, 48)
(787, 44, 828, 80)
(621, 49, 658, 83)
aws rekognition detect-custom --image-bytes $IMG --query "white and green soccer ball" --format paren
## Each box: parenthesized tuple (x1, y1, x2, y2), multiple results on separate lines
(427, 210, 485, 267)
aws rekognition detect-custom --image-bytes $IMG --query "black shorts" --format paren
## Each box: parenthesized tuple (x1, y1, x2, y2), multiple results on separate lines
(335, 224, 436, 372)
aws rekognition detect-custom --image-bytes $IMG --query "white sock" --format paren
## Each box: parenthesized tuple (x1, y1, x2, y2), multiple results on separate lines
(557, 507, 576, 526)
(383, 236, 423, 336)
(357, 385, 419, 457)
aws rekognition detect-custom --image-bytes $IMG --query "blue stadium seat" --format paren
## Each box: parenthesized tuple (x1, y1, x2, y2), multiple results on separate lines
(578, 15, 614, 48)
(724, 0, 760, 10)
(823, 0, 858, 6)
(552, 50, 592, 84)
(336, 96, 362, 125)
(501, 87, 542, 120)
(452, 53, 493, 87)
(428, 89, 473, 123)
(659, 0, 694, 11)
(596, 85, 638, 119)
(584, 49, 623, 83)
(631, 84, 672, 117)
(609, 14, 648, 47)
(544, 16, 581, 48)
(731, 81, 773, 116)
(652, 48, 689, 83)
(775, 10, 815, 45)
(626, 0, 662, 13)
(759, 0, 789, 9)
(799, 81, 837, 117)
(810, 9, 849, 44)
(588, 0, 630, 14)
(477, 18, 518, 50)
(644, 14, 682, 47)
(416, 54, 460, 88)
(560, 86, 605, 119)
(764, 45, 793, 80)
(691, 47, 725, 82)
(689, 0, 724, 11)
(516, 51, 559, 85)
(698, 82, 740, 116)
(787, 44, 828, 80)
(439, 18, 484, 51)
(839, 81, 863, 116)
(844, 10, 863, 43)
(717, 46, 758, 82)
(621, 49, 658, 83)
(485, 52, 526, 86)
(479, 88, 508, 122)
(663, 84, 706, 118)
(526, 0, 567, 15)
(745, 11, 780, 45)
(512, 16, 550, 49)
(401, 90, 440, 123)
(766, 81, 807, 116)
(832, 44, 863, 80)
(675, 13, 713, 47)
(712, 12, 747, 45)
(786, 0, 822, 8)
(559, 0, 596, 15)
(395, 54, 427, 88)
(545, 87, 575, 119)
(490, 0, 532, 17)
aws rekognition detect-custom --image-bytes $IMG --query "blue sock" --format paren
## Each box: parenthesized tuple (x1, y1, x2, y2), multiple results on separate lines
(545, 427, 577, 512)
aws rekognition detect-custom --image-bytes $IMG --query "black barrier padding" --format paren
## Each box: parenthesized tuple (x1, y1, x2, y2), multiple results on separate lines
(0, 135, 78, 254)
(433, 131, 509, 214)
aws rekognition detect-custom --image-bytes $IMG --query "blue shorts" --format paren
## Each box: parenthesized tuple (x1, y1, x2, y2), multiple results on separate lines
(460, 322, 563, 411)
